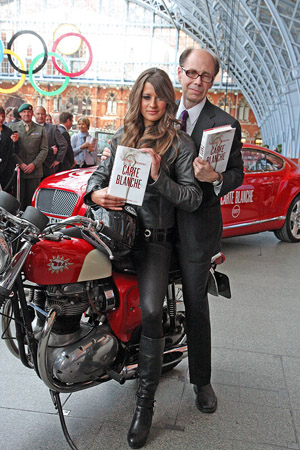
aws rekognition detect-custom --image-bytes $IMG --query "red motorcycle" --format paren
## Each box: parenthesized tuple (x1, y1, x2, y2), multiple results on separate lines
(0, 191, 230, 450)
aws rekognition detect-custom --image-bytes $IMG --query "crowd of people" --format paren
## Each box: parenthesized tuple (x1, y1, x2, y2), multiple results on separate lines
(0, 47, 244, 449)
(0, 103, 96, 210)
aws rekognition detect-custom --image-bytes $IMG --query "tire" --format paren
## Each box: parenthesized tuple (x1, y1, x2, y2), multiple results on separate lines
(274, 195, 300, 243)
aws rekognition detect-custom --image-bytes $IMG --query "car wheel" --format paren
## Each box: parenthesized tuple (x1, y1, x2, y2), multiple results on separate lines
(274, 195, 300, 243)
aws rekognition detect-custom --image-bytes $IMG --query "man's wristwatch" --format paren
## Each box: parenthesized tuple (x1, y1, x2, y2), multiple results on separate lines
(212, 172, 223, 186)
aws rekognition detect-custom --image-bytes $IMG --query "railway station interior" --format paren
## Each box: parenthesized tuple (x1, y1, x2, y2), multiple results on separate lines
(0, 1, 300, 449)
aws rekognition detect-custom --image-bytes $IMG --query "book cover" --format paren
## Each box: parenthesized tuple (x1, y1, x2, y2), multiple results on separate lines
(199, 125, 236, 173)
(108, 145, 152, 206)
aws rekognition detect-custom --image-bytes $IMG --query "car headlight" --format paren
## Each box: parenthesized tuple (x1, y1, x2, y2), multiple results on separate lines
(0, 231, 12, 274)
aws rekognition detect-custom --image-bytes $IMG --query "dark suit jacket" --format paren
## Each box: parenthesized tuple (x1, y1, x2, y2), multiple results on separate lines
(0, 124, 17, 190)
(177, 99, 244, 261)
(58, 125, 75, 171)
(43, 123, 68, 178)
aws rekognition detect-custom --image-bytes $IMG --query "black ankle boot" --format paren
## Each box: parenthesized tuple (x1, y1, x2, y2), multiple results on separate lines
(127, 336, 164, 449)
(127, 396, 154, 449)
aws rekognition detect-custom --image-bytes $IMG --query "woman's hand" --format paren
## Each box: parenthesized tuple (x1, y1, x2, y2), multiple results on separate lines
(91, 187, 126, 210)
(140, 148, 161, 181)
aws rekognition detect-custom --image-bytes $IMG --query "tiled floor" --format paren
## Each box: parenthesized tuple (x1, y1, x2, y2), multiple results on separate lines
(1, 232, 300, 450)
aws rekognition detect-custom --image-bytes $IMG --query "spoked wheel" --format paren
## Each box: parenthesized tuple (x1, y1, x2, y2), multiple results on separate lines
(274, 195, 300, 243)
(1, 298, 34, 367)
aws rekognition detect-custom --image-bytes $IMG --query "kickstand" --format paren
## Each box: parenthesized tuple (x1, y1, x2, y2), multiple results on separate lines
(50, 390, 78, 450)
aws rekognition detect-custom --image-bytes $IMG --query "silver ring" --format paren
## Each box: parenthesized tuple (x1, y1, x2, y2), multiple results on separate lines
(144, 229, 151, 238)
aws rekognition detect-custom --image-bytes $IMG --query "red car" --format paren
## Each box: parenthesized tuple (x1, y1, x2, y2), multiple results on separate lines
(33, 144, 300, 243)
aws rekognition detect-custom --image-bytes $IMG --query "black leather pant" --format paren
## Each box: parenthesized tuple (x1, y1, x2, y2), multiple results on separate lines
(132, 239, 172, 339)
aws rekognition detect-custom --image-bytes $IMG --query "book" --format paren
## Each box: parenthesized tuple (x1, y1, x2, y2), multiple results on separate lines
(199, 125, 236, 173)
(108, 145, 152, 206)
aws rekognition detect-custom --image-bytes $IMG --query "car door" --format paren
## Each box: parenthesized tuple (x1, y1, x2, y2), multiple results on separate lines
(221, 148, 284, 235)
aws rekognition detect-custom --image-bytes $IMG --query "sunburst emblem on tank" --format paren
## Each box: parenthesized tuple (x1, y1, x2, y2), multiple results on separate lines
(47, 255, 74, 274)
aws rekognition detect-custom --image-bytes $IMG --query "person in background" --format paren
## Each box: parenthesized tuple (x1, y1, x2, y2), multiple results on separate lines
(84, 67, 202, 449)
(0, 106, 19, 192)
(45, 113, 52, 124)
(71, 116, 97, 168)
(57, 111, 75, 171)
(9, 103, 48, 210)
(176, 47, 244, 414)
(4, 107, 14, 125)
(11, 107, 21, 123)
(34, 106, 68, 179)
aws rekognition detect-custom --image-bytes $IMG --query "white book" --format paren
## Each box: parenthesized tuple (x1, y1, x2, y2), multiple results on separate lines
(199, 125, 236, 173)
(108, 145, 152, 206)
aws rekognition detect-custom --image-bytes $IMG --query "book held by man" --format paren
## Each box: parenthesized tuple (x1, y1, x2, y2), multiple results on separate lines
(108, 145, 152, 206)
(199, 125, 236, 173)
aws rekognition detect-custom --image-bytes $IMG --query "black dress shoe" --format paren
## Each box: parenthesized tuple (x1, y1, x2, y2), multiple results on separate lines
(194, 383, 217, 413)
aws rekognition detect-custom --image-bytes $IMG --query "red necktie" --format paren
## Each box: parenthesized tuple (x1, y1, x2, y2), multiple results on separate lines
(180, 110, 189, 132)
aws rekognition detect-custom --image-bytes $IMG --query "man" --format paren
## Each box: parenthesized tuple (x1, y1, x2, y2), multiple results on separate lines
(10, 103, 48, 210)
(34, 106, 68, 179)
(176, 48, 244, 413)
(0, 106, 19, 192)
(99, 48, 244, 414)
(57, 111, 75, 171)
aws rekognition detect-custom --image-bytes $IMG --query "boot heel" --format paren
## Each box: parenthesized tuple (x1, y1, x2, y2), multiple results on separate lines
(127, 401, 154, 449)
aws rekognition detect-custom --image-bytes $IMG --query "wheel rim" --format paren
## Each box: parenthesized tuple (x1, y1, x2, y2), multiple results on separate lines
(289, 199, 300, 239)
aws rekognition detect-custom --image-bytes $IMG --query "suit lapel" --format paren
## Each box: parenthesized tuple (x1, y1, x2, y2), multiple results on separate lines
(191, 100, 217, 148)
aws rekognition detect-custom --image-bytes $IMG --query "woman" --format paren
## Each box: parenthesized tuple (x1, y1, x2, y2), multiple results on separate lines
(71, 116, 97, 168)
(0, 106, 18, 192)
(4, 106, 14, 125)
(45, 113, 52, 124)
(84, 68, 202, 449)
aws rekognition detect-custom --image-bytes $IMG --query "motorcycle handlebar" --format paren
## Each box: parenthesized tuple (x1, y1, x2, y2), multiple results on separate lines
(43, 216, 100, 234)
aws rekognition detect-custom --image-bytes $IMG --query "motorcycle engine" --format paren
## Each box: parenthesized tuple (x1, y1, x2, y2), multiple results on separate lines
(41, 279, 117, 334)
(34, 280, 120, 384)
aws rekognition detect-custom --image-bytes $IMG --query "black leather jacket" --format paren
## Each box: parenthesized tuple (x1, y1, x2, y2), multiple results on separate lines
(84, 127, 202, 229)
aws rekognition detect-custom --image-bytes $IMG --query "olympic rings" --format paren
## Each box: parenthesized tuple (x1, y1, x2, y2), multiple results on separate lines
(52, 33, 93, 78)
(29, 52, 70, 96)
(0, 27, 93, 97)
(7, 30, 48, 75)
(0, 38, 4, 64)
(0, 50, 26, 94)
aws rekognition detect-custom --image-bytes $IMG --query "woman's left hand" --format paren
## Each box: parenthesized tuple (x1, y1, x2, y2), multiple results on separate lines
(140, 148, 161, 181)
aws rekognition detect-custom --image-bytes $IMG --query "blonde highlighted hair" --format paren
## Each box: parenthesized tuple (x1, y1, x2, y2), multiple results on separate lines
(121, 67, 179, 157)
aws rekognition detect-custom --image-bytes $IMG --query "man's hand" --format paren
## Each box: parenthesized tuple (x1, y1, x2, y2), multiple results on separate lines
(23, 163, 35, 174)
(52, 145, 58, 155)
(193, 157, 219, 183)
(10, 132, 19, 143)
(91, 187, 126, 210)
(50, 160, 60, 169)
(101, 146, 111, 162)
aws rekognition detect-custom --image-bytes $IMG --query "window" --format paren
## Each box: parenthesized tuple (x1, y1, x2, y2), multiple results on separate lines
(107, 93, 117, 115)
(238, 99, 250, 121)
(82, 95, 91, 116)
(242, 149, 284, 172)
(67, 94, 80, 114)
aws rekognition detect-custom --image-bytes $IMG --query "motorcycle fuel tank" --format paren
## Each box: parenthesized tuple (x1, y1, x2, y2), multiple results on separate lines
(24, 237, 112, 284)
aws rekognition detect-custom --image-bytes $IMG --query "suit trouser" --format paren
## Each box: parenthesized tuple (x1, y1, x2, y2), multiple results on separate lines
(20, 177, 41, 210)
(178, 254, 211, 386)
(132, 240, 172, 339)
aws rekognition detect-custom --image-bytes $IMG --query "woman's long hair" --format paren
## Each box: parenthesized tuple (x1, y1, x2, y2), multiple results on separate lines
(121, 68, 179, 157)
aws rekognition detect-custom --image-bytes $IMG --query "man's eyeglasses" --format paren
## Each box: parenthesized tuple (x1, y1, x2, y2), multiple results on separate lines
(181, 67, 214, 83)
